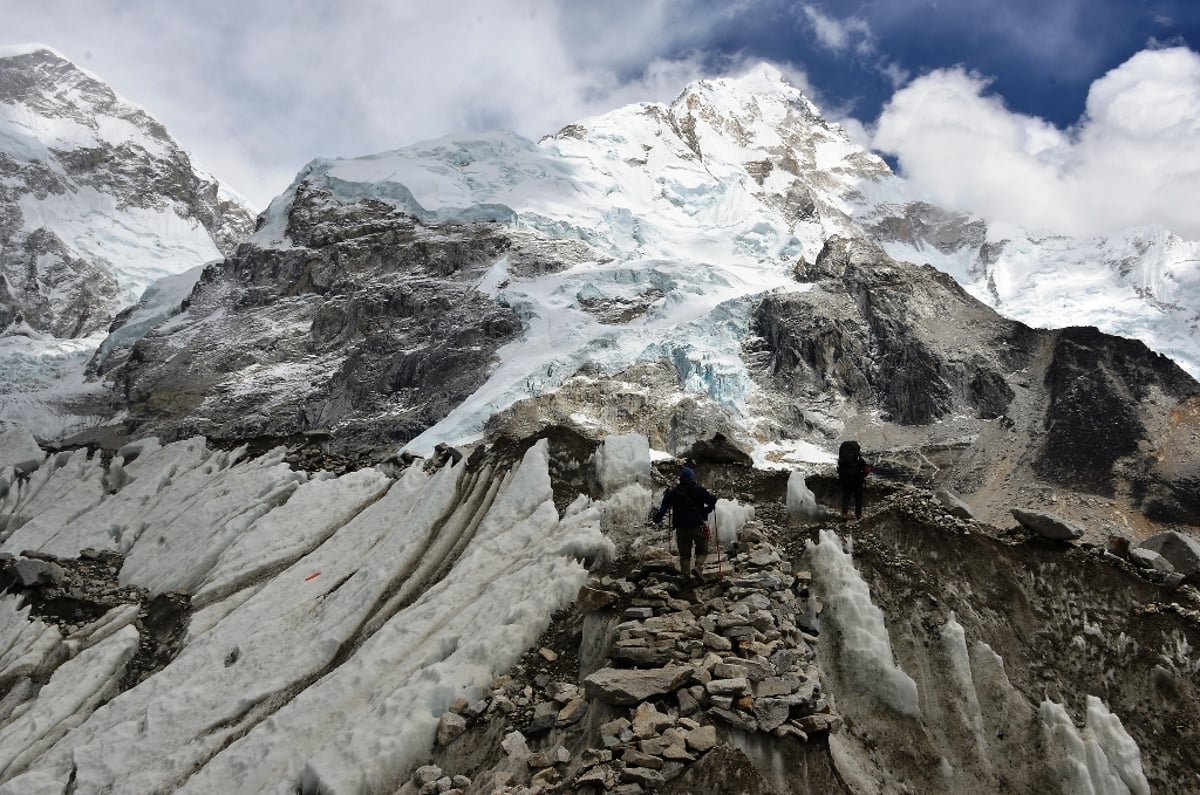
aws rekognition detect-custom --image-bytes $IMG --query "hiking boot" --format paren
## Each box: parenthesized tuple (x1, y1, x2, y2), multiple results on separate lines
(691, 567, 706, 584)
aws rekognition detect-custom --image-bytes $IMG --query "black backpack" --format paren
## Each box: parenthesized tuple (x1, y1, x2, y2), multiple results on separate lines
(837, 440, 861, 477)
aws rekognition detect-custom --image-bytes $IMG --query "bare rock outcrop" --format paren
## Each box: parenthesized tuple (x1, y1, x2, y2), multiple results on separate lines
(751, 236, 1025, 425)
(110, 187, 524, 454)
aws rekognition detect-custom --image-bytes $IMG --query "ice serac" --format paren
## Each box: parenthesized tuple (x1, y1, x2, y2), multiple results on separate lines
(0, 438, 612, 795)
(807, 529, 920, 717)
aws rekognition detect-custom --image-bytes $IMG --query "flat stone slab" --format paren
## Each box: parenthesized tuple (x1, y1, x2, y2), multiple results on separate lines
(1011, 508, 1084, 541)
(1130, 548, 1174, 573)
(935, 488, 973, 519)
(584, 665, 694, 705)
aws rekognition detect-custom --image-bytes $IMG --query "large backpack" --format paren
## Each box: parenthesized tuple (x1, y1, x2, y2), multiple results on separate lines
(837, 440, 861, 477)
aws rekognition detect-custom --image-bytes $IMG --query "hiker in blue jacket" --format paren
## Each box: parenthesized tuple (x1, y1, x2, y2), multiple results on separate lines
(653, 466, 719, 584)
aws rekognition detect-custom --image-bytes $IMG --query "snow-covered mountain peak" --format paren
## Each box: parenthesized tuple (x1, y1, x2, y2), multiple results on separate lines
(257, 64, 891, 272)
(670, 61, 823, 133)
(0, 44, 258, 438)
(0, 46, 172, 158)
(0, 45, 255, 341)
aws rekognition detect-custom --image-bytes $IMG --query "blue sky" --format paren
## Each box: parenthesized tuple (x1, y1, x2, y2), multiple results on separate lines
(4, 0, 1199, 237)
(749, 0, 1198, 126)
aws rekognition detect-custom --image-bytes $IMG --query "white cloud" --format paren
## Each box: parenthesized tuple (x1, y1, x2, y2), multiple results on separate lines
(2, 1, 792, 209)
(878, 60, 911, 90)
(801, 5, 874, 54)
(872, 47, 1200, 239)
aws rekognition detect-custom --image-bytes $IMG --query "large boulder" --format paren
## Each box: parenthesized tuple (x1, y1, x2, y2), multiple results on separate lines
(10, 558, 66, 587)
(1137, 531, 1200, 580)
(934, 487, 973, 519)
(1130, 548, 1174, 574)
(1010, 508, 1084, 541)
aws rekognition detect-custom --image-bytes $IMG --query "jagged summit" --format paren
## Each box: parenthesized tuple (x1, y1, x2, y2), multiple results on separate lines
(671, 62, 826, 129)
(0, 45, 255, 339)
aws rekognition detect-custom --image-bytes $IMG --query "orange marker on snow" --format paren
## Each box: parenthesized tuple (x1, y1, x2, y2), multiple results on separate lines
(304, 572, 321, 582)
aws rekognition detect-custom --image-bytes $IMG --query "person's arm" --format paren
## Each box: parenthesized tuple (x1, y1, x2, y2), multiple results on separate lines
(653, 489, 672, 523)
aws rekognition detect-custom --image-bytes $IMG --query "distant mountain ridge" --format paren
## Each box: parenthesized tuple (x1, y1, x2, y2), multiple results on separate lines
(0, 45, 254, 339)
(89, 64, 1199, 530)
(860, 200, 1200, 380)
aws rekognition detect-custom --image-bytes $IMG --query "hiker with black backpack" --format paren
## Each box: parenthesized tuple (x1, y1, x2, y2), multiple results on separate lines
(653, 466, 719, 584)
(837, 440, 871, 520)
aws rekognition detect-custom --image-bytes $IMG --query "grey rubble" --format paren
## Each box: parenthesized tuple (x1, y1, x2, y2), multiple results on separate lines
(400, 523, 843, 795)
(391, 481, 1200, 795)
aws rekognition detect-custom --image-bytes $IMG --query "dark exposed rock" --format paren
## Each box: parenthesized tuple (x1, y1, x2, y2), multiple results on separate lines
(109, 192, 524, 454)
(1130, 397, 1200, 525)
(865, 200, 988, 255)
(680, 433, 754, 466)
(660, 744, 789, 795)
(0, 225, 121, 337)
(747, 236, 1199, 530)
(1035, 328, 1189, 492)
(0, 549, 192, 694)
(751, 236, 1020, 424)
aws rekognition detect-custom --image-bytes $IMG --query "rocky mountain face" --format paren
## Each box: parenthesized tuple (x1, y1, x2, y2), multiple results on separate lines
(0, 46, 254, 340)
(110, 183, 526, 453)
(860, 200, 1200, 380)
(746, 235, 1200, 528)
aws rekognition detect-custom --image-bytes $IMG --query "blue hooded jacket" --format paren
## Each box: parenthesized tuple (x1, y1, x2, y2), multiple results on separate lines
(654, 471, 717, 529)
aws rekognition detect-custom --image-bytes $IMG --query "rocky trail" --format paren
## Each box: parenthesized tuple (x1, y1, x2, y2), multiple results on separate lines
(378, 475, 1200, 795)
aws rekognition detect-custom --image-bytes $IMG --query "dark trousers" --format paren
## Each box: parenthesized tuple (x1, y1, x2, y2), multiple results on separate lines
(676, 525, 708, 563)
(841, 478, 863, 518)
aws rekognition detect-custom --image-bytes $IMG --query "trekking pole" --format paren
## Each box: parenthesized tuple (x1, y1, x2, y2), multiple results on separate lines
(714, 513, 724, 580)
